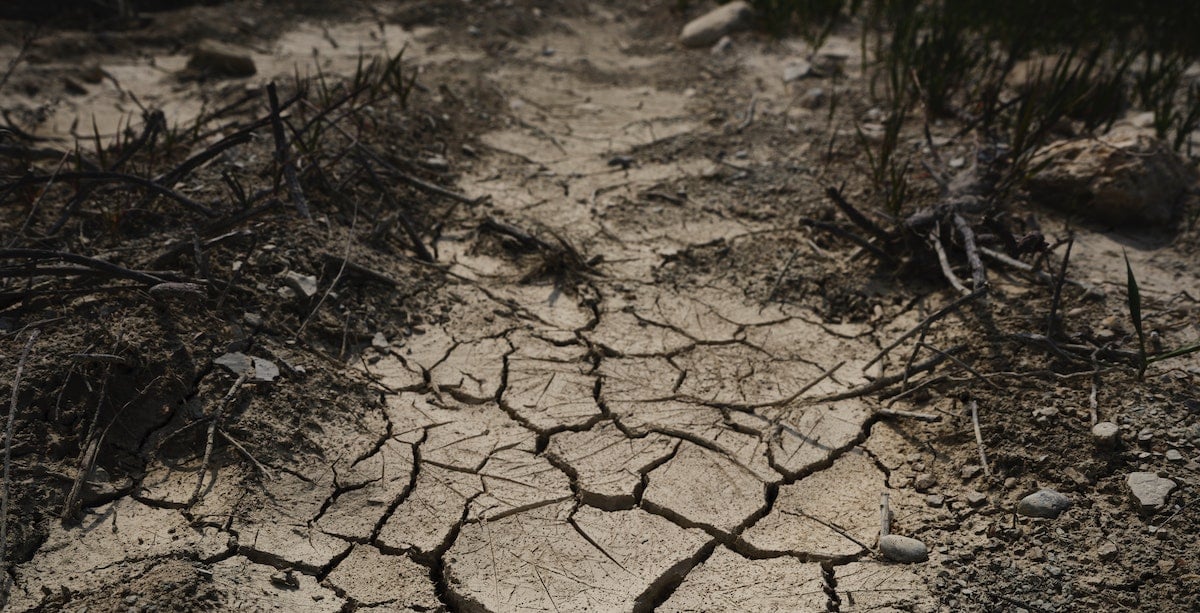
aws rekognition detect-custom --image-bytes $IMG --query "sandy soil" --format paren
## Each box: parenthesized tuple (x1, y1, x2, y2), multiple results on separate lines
(1, 1, 1199, 611)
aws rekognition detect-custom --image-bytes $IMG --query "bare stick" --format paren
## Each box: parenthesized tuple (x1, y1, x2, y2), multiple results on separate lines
(4, 171, 218, 219)
(875, 408, 941, 422)
(863, 288, 986, 372)
(918, 341, 1001, 391)
(766, 249, 800, 303)
(267, 82, 310, 219)
(802, 219, 893, 262)
(929, 228, 969, 295)
(0, 249, 166, 285)
(825, 185, 894, 243)
(357, 154, 434, 262)
(952, 213, 987, 290)
(880, 492, 891, 537)
(970, 399, 992, 478)
(189, 373, 248, 506)
(1, 331, 37, 585)
(979, 246, 1097, 295)
(821, 349, 961, 402)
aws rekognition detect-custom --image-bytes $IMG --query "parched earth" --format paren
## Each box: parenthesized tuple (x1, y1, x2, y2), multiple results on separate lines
(3, 2, 1200, 612)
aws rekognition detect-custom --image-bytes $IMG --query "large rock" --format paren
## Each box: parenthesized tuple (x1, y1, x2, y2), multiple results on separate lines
(187, 40, 257, 78)
(1126, 472, 1176, 515)
(1027, 126, 1196, 226)
(679, 1, 753, 48)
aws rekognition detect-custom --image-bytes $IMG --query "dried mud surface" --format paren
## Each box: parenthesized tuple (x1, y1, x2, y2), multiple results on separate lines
(2, 1, 1200, 612)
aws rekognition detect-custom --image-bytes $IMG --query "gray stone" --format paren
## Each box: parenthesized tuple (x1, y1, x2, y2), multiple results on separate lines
(925, 494, 945, 508)
(215, 352, 279, 383)
(1096, 541, 1119, 561)
(913, 473, 937, 492)
(800, 87, 826, 109)
(961, 465, 982, 480)
(187, 40, 257, 78)
(1165, 449, 1184, 462)
(284, 271, 319, 299)
(1016, 489, 1072, 519)
(1091, 422, 1120, 449)
(1027, 126, 1196, 226)
(679, 1, 752, 48)
(783, 59, 812, 82)
(879, 534, 928, 563)
(1126, 472, 1176, 515)
(965, 490, 987, 507)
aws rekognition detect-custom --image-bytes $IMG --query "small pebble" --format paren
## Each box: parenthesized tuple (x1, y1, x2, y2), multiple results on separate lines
(961, 465, 982, 480)
(913, 473, 938, 491)
(1137, 428, 1155, 445)
(879, 534, 929, 563)
(1096, 541, 1119, 561)
(1165, 449, 1184, 462)
(925, 494, 945, 508)
(1016, 489, 1072, 519)
(965, 490, 987, 507)
(1091, 422, 1120, 448)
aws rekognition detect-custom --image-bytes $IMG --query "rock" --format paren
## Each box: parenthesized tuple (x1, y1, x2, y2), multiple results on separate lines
(679, 1, 752, 48)
(1126, 472, 1176, 515)
(1027, 126, 1196, 226)
(965, 490, 987, 507)
(1016, 489, 1072, 519)
(879, 534, 928, 563)
(215, 352, 280, 383)
(913, 473, 937, 492)
(960, 465, 982, 480)
(783, 59, 812, 82)
(710, 35, 733, 54)
(1096, 541, 1119, 561)
(1091, 422, 1121, 448)
(283, 271, 319, 299)
(1166, 449, 1184, 462)
(925, 494, 945, 508)
(1137, 428, 1155, 446)
(187, 40, 257, 78)
(800, 87, 826, 109)
(371, 332, 389, 349)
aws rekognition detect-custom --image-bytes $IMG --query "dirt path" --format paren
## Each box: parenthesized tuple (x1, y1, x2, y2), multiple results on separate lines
(5, 2, 1200, 612)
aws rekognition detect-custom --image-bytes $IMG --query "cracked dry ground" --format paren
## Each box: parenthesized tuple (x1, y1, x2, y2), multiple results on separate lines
(16, 5, 1188, 613)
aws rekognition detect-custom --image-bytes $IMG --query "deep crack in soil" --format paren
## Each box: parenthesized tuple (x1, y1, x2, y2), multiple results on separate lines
(3, 1, 1200, 612)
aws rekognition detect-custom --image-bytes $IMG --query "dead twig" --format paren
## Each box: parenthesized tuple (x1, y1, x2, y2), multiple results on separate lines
(952, 213, 987, 290)
(0, 249, 166, 286)
(821, 348, 962, 401)
(1, 331, 37, 588)
(3, 171, 218, 219)
(356, 153, 434, 262)
(880, 491, 891, 537)
(190, 373, 249, 506)
(929, 226, 969, 295)
(863, 288, 987, 372)
(970, 399, 992, 478)
(825, 185, 895, 244)
(875, 407, 941, 422)
(266, 82, 310, 219)
(802, 219, 894, 262)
